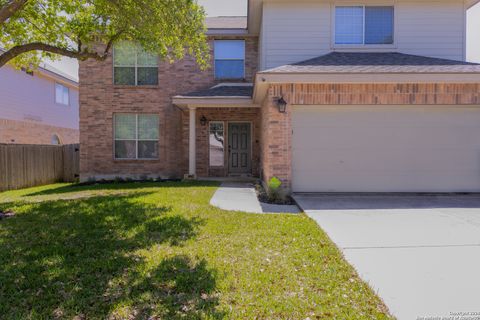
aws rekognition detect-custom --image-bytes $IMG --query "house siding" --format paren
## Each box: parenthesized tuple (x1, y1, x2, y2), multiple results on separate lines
(260, 0, 466, 70)
(0, 65, 79, 144)
(261, 1, 331, 70)
(0, 66, 79, 130)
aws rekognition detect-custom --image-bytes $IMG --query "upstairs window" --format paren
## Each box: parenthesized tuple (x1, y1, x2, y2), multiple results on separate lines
(214, 40, 245, 79)
(113, 42, 158, 86)
(55, 83, 69, 105)
(335, 6, 394, 45)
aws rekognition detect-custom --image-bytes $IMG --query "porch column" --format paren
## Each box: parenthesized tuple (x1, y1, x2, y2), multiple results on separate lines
(188, 106, 196, 177)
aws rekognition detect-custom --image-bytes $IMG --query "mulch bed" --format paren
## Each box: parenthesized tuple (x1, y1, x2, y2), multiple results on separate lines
(255, 182, 295, 205)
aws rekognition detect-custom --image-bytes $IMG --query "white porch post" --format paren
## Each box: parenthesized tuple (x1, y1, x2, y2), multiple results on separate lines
(188, 106, 196, 177)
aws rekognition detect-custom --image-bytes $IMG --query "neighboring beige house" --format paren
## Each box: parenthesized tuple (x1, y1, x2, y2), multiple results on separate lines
(0, 60, 79, 145)
(80, 0, 480, 194)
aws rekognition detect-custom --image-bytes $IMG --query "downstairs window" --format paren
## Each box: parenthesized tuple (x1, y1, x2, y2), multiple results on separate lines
(114, 114, 159, 159)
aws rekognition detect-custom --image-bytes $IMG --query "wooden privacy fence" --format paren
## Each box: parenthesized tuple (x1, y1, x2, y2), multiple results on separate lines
(0, 144, 79, 191)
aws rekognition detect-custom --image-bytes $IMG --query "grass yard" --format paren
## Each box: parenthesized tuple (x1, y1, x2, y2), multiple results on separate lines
(0, 181, 391, 319)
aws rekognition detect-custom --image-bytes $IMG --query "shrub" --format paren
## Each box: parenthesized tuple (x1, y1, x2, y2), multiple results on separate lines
(267, 177, 283, 202)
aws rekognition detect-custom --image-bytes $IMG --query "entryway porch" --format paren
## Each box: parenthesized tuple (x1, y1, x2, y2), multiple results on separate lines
(172, 84, 260, 179)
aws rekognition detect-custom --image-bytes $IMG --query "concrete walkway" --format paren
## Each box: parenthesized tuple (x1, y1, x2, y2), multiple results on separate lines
(210, 182, 300, 214)
(293, 193, 480, 320)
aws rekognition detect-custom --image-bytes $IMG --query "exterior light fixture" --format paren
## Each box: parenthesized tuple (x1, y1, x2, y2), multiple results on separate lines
(200, 115, 207, 126)
(277, 97, 287, 113)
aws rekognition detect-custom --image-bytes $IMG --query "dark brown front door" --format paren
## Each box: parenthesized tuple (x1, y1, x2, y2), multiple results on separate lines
(228, 123, 251, 174)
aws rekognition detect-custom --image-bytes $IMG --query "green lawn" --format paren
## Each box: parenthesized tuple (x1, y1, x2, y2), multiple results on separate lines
(0, 181, 391, 319)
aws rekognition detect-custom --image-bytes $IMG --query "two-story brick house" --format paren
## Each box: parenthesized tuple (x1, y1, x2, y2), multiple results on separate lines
(80, 1, 480, 193)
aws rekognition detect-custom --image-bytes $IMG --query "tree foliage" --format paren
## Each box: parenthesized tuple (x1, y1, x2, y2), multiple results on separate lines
(0, 0, 210, 69)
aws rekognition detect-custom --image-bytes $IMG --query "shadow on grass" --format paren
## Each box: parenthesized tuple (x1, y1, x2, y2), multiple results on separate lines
(113, 255, 223, 319)
(25, 181, 219, 197)
(0, 192, 222, 319)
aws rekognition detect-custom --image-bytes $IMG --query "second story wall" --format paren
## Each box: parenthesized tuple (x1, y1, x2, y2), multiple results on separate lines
(260, 0, 467, 70)
(0, 66, 79, 129)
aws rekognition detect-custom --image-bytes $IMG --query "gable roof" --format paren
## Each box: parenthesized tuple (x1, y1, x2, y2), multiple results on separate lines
(260, 52, 480, 74)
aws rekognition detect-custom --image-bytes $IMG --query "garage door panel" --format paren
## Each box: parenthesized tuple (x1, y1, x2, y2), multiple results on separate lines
(293, 148, 480, 174)
(293, 172, 480, 193)
(292, 105, 480, 192)
(293, 125, 480, 149)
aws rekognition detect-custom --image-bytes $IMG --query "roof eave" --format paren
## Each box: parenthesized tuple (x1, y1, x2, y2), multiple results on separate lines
(466, 0, 480, 9)
(172, 96, 256, 108)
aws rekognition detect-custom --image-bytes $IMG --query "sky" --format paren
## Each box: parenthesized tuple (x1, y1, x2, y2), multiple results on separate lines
(50, 0, 480, 79)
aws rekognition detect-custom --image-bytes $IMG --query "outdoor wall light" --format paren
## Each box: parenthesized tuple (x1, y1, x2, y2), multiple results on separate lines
(200, 115, 208, 126)
(277, 97, 287, 113)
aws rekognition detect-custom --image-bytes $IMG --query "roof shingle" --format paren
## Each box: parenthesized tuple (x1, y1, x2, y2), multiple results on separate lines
(261, 52, 480, 74)
(180, 85, 253, 98)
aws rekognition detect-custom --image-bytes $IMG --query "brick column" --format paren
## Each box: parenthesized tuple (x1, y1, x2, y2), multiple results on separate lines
(260, 87, 292, 191)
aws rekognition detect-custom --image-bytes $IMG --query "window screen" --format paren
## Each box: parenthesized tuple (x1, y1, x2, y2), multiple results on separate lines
(335, 6, 394, 45)
(114, 42, 158, 85)
(214, 40, 245, 79)
(365, 6, 394, 44)
(335, 6, 364, 45)
(114, 114, 159, 159)
(55, 83, 69, 105)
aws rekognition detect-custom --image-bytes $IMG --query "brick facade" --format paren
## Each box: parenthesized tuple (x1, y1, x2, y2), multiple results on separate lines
(270, 83, 480, 105)
(260, 83, 480, 192)
(0, 118, 79, 145)
(183, 107, 261, 178)
(79, 36, 258, 181)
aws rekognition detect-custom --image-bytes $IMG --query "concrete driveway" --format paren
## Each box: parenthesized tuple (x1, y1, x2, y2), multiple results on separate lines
(293, 194, 480, 320)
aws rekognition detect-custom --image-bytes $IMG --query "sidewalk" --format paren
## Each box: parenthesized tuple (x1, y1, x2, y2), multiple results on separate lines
(209, 182, 300, 214)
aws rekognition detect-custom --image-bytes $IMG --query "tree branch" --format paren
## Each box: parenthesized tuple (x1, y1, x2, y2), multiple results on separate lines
(0, 0, 28, 25)
(0, 42, 110, 68)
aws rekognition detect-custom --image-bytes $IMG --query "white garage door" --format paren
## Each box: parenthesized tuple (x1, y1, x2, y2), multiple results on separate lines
(292, 105, 480, 192)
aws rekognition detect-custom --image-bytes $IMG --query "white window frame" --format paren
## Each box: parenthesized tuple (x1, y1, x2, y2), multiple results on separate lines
(214, 40, 246, 80)
(113, 45, 158, 86)
(55, 82, 69, 106)
(331, 3, 397, 49)
(209, 121, 225, 167)
(113, 113, 159, 160)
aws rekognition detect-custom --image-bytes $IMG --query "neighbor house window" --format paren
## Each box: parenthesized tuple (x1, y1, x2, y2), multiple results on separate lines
(114, 114, 159, 159)
(214, 40, 245, 79)
(113, 41, 158, 85)
(209, 122, 224, 166)
(51, 134, 61, 145)
(335, 6, 394, 45)
(55, 83, 69, 105)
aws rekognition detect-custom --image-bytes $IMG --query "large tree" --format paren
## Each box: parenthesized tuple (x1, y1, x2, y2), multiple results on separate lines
(0, 0, 209, 69)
